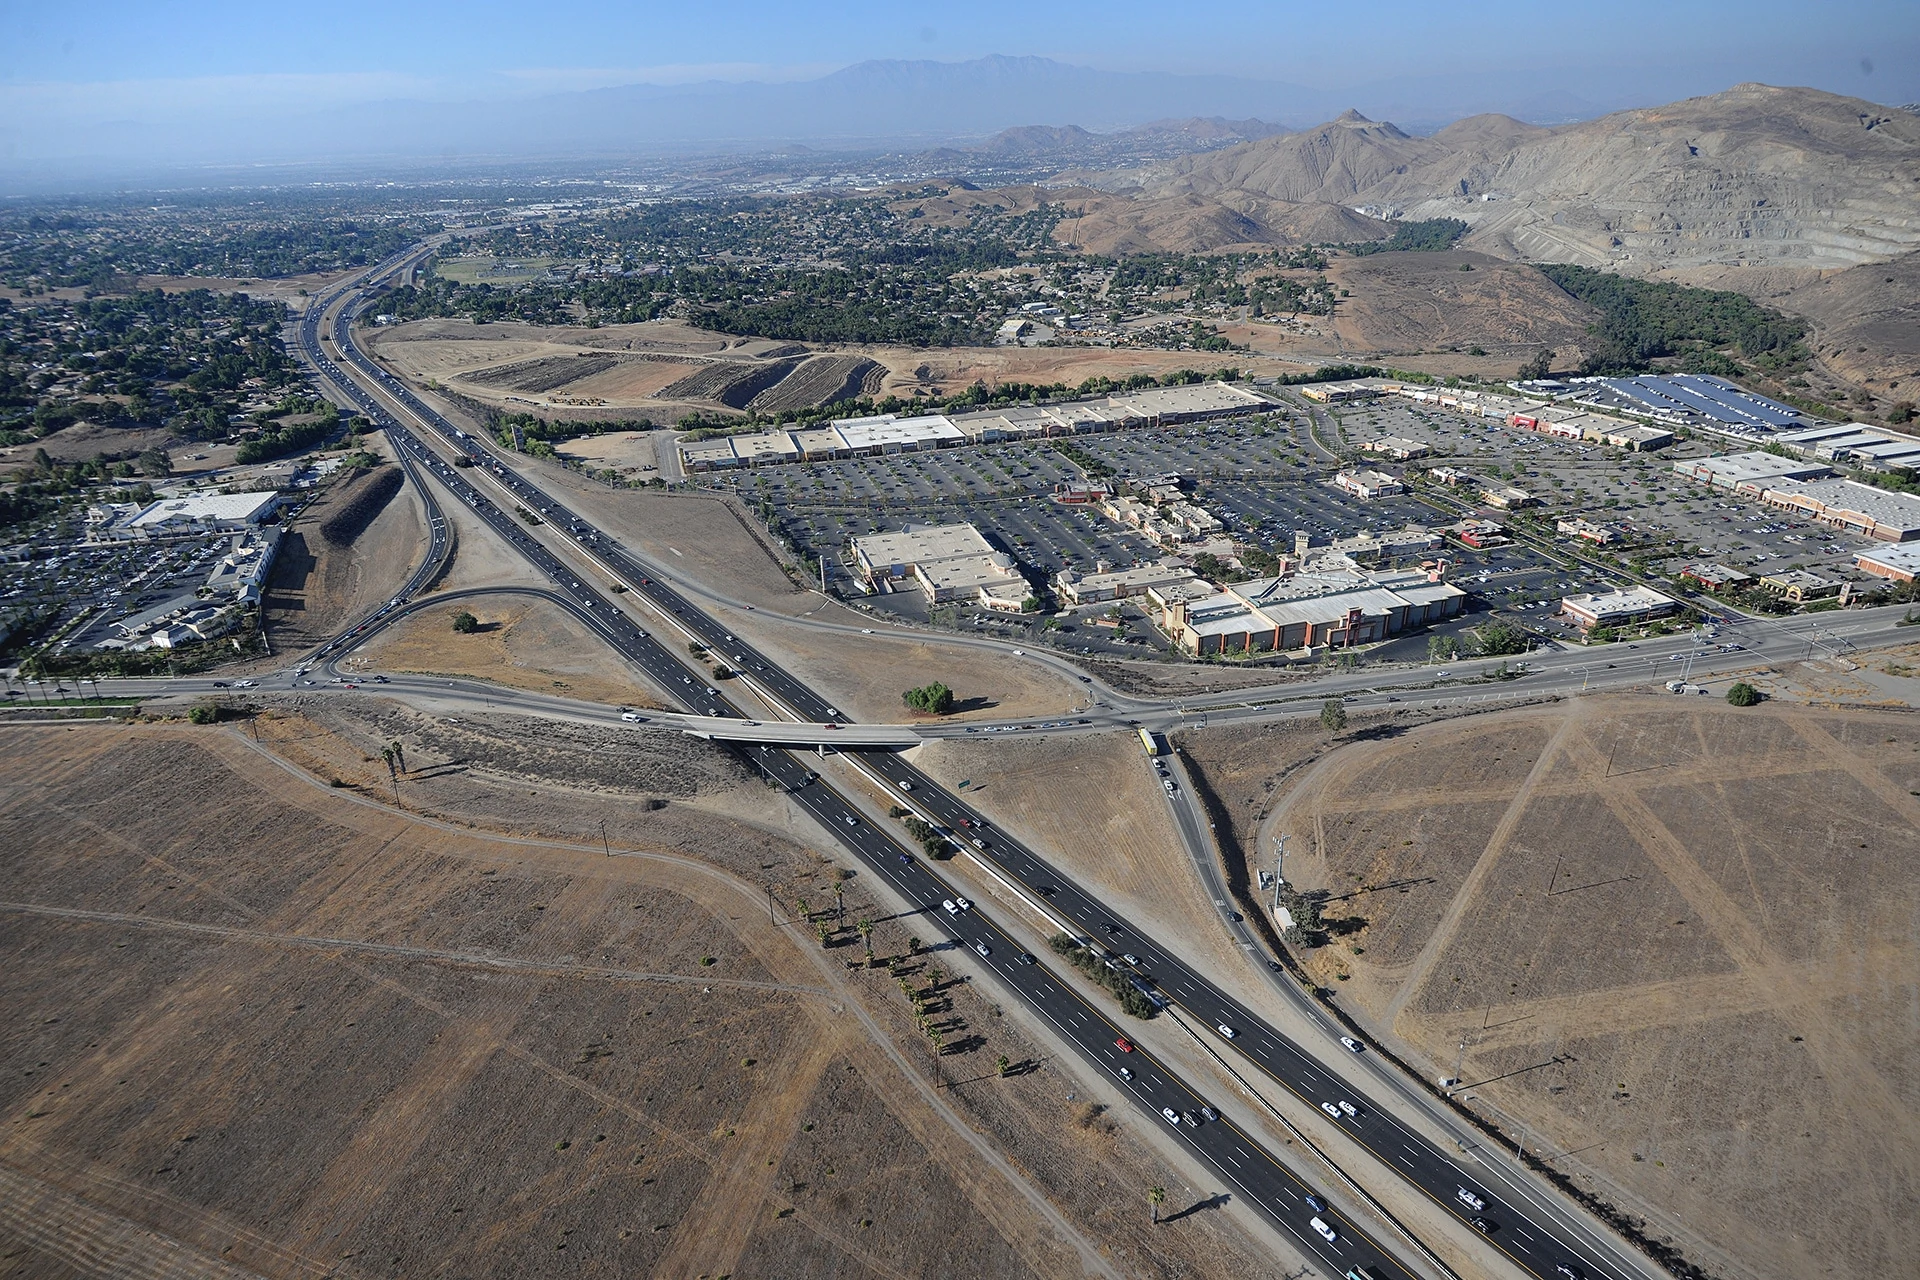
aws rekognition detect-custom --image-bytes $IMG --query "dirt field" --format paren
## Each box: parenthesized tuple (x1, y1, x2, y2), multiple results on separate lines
(907, 731, 1281, 1008)
(549, 430, 670, 479)
(346, 597, 669, 709)
(264, 458, 427, 655)
(1252, 695, 1920, 1280)
(0, 711, 1311, 1280)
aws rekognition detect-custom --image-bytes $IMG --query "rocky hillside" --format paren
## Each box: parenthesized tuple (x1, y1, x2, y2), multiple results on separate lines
(1111, 84, 1920, 272)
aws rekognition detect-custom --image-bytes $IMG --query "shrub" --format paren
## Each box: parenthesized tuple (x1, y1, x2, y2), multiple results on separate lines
(1319, 699, 1347, 731)
(450, 611, 478, 633)
(1726, 682, 1761, 707)
(188, 704, 217, 725)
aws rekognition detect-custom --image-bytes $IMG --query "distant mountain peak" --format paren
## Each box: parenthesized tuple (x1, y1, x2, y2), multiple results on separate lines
(1333, 109, 1374, 124)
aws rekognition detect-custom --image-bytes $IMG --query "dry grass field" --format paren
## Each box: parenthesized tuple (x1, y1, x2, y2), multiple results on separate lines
(0, 725, 1072, 1279)
(1254, 695, 1920, 1280)
(346, 597, 668, 709)
(0, 713, 1310, 1280)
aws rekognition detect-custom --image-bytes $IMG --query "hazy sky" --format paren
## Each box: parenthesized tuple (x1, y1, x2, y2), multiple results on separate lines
(3, 0, 1916, 170)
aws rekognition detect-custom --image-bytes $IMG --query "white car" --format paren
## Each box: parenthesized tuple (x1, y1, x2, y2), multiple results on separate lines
(1339, 1036, 1363, 1053)
(1310, 1217, 1338, 1243)
(1320, 1102, 1342, 1119)
(942, 899, 959, 915)
(1161, 1107, 1181, 1126)
(1337, 1100, 1357, 1117)
(620, 711, 642, 722)
(974, 942, 991, 958)
(1216, 1023, 1236, 1039)
(898, 780, 913, 791)
(953, 896, 972, 912)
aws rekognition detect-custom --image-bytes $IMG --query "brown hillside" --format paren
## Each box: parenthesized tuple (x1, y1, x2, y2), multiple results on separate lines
(1132, 84, 1920, 272)
(1324, 251, 1601, 358)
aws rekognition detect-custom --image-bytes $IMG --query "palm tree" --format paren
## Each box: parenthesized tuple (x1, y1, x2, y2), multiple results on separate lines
(856, 918, 873, 961)
(995, 1054, 1011, 1077)
(379, 745, 397, 781)
(1149, 1186, 1166, 1225)
(389, 740, 406, 774)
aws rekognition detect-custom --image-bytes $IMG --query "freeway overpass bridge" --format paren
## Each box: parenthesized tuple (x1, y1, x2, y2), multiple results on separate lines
(678, 716, 923, 748)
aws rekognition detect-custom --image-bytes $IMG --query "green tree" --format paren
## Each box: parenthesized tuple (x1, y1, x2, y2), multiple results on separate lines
(995, 1053, 1011, 1077)
(1518, 350, 1553, 382)
(903, 682, 954, 715)
(1149, 1185, 1167, 1224)
(1726, 682, 1761, 707)
(450, 610, 478, 633)
(1320, 699, 1347, 732)
(1474, 621, 1531, 655)
(1427, 634, 1460, 661)
(188, 704, 217, 725)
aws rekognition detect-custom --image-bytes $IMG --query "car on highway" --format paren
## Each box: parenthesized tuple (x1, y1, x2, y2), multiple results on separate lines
(1456, 1187, 1487, 1212)
(1114, 1037, 1134, 1053)
(1161, 1108, 1180, 1126)
(1471, 1217, 1495, 1234)
(1216, 1023, 1237, 1039)
(210, 680, 229, 688)
(1320, 1102, 1342, 1119)
(942, 899, 959, 915)
(1304, 1193, 1326, 1213)
(1180, 1110, 1199, 1127)
(897, 780, 913, 791)
(842, 815, 858, 827)
(897, 853, 912, 865)
(1337, 1100, 1357, 1117)
(974, 942, 991, 958)
(1340, 1036, 1363, 1053)
(1017, 952, 1036, 965)
(1198, 1105, 1218, 1122)
(1310, 1217, 1338, 1243)
(620, 711, 643, 722)
(1116, 1066, 1133, 1081)
(1554, 1266, 1583, 1279)
(953, 896, 972, 912)
(233, 680, 255, 689)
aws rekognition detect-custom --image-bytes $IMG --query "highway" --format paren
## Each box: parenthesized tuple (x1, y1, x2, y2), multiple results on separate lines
(274, 255, 1433, 1280)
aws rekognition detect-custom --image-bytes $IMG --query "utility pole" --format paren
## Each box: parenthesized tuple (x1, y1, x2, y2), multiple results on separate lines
(1271, 833, 1289, 911)
(600, 819, 612, 859)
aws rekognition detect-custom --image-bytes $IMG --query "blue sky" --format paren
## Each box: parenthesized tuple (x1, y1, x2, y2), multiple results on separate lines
(6, 0, 1915, 96)
(2, 0, 1916, 171)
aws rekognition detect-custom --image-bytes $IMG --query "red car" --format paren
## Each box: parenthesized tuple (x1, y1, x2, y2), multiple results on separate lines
(822, 722, 840, 731)
(1115, 1037, 1135, 1053)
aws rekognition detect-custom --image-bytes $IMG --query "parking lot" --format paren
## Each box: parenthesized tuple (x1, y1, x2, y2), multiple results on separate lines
(699, 396, 1899, 667)
(2, 531, 247, 665)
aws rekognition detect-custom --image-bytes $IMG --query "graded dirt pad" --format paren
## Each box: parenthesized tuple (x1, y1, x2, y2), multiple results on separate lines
(0, 719, 1309, 1280)
(346, 596, 669, 709)
(1255, 695, 1920, 1280)
(264, 459, 426, 653)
